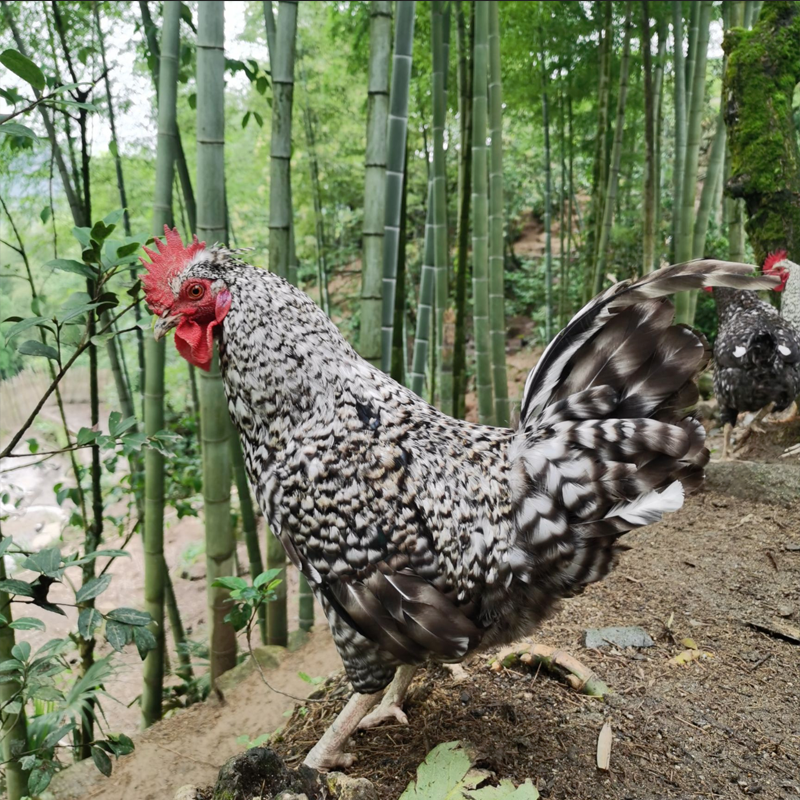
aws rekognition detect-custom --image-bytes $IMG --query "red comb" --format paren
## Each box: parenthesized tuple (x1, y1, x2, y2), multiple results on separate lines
(763, 250, 787, 273)
(140, 226, 205, 315)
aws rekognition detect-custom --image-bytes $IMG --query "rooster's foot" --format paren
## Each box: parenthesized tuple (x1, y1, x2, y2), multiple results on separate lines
(782, 442, 800, 458)
(303, 691, 380, 772)
(358, 664, 417, 729)
(359, 701, 408, 729)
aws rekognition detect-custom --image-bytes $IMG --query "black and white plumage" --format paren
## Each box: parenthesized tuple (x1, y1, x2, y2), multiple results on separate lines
(711, 287, 800, 453)
(142, 240, 777, 768)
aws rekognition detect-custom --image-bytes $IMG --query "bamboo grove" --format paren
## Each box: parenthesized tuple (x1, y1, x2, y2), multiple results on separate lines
(1, 1, 799, 795)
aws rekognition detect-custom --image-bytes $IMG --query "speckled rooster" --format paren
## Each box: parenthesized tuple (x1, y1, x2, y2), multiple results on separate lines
(141, 229, 777, 770)
(709, 252, 800, 458)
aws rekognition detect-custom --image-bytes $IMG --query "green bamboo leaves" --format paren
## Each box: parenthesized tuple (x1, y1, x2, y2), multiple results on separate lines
(196, 0, 237, 685)
(360, 1, 392, 367)
(141, 0, 180, 729)
(381, 1, 416, 373)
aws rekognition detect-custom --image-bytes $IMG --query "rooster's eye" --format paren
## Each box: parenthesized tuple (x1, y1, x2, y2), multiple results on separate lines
(188, 284, 205, 299)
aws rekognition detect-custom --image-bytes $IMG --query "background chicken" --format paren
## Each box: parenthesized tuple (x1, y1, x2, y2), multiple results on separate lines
(141, 229, 777, 770)
(710, 252, 800, 459)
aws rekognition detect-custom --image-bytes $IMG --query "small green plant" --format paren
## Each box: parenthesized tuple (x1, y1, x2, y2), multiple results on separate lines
(235, 732, 271, 749)
(211, 569, 283, 633)
(0, 538, 155, 794)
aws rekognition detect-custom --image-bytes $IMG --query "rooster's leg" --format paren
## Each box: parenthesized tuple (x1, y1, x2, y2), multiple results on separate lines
(735, 403, 775, 451)
(303, 691, 381, 771)
(359, 664, 418, 729)
(722, 423, 734, 461)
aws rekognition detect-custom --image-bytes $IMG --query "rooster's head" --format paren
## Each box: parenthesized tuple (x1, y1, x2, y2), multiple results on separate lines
(139, 226, 232, 371)
(762, 250, 794, 293)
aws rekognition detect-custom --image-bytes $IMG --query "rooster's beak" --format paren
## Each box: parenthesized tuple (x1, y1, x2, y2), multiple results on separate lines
(154, 313, 181, 341)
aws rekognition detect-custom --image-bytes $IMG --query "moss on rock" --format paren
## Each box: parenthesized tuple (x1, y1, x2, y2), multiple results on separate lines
(723, 0, 800, 263)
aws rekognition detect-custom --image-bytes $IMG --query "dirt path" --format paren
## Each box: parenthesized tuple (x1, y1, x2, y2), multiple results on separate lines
(47, 468, 800, 800)
(272, 486, 799, 800)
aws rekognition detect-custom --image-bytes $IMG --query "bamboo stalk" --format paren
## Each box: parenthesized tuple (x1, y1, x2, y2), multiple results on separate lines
(139, 0, 197, 234)
(300, 55, 330, 316)
(472, 1, 493, 424)
(671, 1, 686, 261)
(391, 144, 410, 384)
(593, 2, 633, 295)
(541, 34, 554, 342)
(641, 0, 656, 275)
(453, 0, 473, 420)
(230, 430, 266, 644)
(410, 182, 436, 398)
(268, 1, 298, 281)
(360, 0, 392, 365)
(431, 0, 452, 415)
(675, 0, 712, 324)
(587, 0, 613, 302)
(197, 0, 237, 683)
(487, 1, 508, 425)
(141, 0, 180, 728)
(0, 533, 29, 800)
(380, 1, 416, 374)
(652, 15, 667, 271)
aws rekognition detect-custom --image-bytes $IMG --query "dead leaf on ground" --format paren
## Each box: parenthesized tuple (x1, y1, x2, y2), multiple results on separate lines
(596, 722, 612, 771)
(669, 649, 714, 666)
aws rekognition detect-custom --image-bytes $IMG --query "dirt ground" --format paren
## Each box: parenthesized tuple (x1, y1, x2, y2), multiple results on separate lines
(267, 481, 800, 800)
(44, 437, 799, 800)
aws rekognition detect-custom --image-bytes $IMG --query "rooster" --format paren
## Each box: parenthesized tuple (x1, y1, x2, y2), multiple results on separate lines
(141, 228, 777, 770)
(709, 252, 800, 459)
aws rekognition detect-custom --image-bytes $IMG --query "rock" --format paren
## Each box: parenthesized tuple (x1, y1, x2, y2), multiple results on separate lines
(778, 604, 795, 618)
(212, 747, 315, 800)
(584, 626, 654, 650)
(705, 462, 800, 508)
(174, 787, 201, 800)
(326, 772, 379, 800)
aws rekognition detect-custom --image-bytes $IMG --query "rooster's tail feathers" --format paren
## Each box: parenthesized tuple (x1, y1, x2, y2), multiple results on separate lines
(508, 260, 768, 597)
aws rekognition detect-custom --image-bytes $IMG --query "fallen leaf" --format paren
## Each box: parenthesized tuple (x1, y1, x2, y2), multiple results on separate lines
(596, 722, 612, 771)
(681, 637, 698, 650)
(399, 741, 539, 799)
(669, 649, 713, 666)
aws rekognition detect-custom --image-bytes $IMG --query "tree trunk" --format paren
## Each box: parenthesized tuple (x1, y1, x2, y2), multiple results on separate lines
(472, 1, 493, 424)
(360, 0, 392, 365)
(381, 1, 416, 374)
(197, 0, 238, 681)
(268, 1, 298, 281)
(724, 0, 800, 330)
(594, 2, 633, 295)
(675, 0, 712, 324)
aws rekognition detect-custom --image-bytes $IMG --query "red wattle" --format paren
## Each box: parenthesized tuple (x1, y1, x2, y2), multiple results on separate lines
(175, 318, 216, 371)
